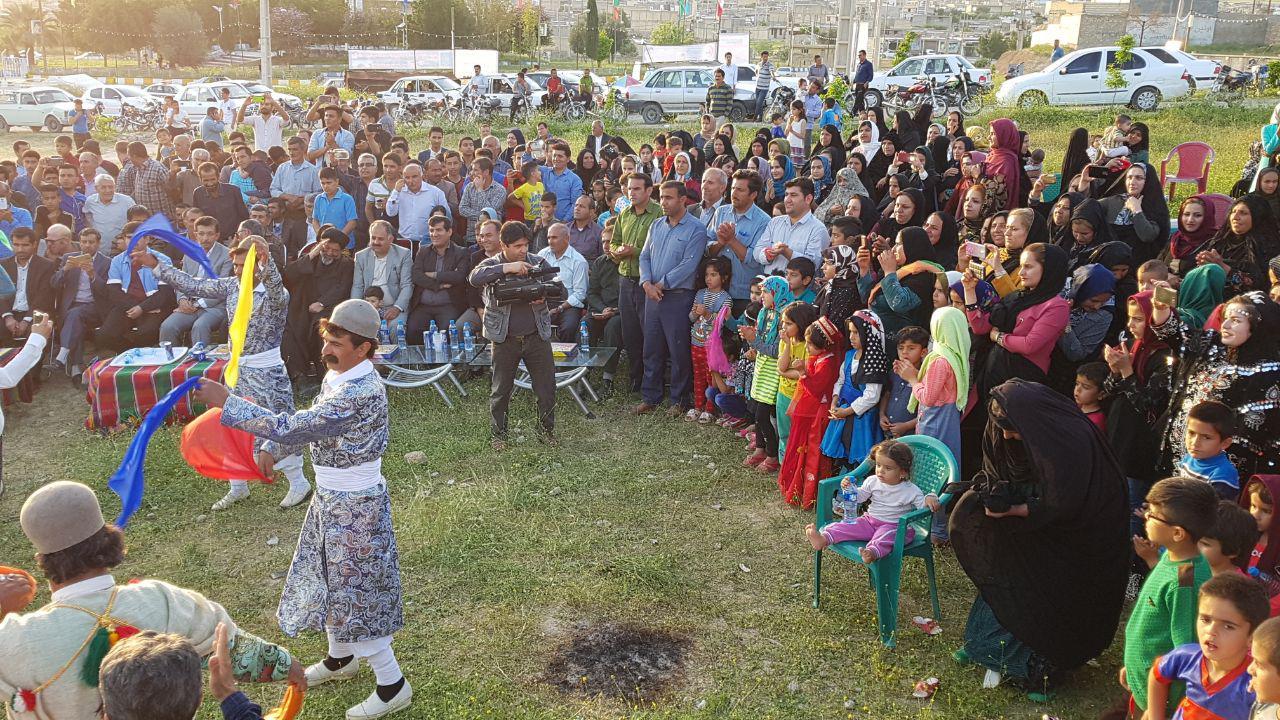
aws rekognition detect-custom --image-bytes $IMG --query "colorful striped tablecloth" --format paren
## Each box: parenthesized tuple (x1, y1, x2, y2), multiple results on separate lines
(85, 356, 227, 430)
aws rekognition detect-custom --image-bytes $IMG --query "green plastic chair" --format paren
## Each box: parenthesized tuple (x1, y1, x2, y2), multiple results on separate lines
(811, 434, 958, 647)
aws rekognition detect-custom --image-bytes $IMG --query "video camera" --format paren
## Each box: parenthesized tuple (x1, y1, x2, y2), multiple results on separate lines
(492, 265, 567, 307)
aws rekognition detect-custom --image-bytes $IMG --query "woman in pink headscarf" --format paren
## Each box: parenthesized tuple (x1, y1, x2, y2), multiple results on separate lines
(982, 118, 1024, 212)
(944, 149, 988, 218)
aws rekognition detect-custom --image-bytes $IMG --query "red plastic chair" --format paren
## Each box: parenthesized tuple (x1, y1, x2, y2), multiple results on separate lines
(1160, 142, 1215, 202)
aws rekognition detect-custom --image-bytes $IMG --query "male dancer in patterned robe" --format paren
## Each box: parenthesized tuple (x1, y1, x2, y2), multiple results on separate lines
(135, 236, 313, 510)
(195, 299, 410, 720)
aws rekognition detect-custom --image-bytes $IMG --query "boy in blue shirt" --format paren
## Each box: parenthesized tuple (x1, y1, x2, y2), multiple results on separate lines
(1178, 400, 1242, 501)
(1147, 573, 1269, 719)
(312, 166, 357, 249)
(817, 97, 843, 135)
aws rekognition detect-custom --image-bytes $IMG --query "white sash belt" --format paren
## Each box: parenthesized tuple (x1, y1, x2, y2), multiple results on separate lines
(239, 347, 283, 369)
(313, 458, 384, 492)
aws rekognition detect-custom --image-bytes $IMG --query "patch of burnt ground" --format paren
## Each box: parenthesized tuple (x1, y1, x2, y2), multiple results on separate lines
(542, 621, 693, 703)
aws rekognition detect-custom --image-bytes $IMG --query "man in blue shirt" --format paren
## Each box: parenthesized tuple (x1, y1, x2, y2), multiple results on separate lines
(802, 83, 824, 156)
(306, 106, 355, 167)
(540, 141, 582, 223)
(270, 137, 321, 258)
(853, 50, 874, 112)
(56, 164, 86, 232)
(70, 99, 93, 147)
(634, 180, 705, 416)
(312, 167, 358, 248)
(0, 182, 33, 243)
(1050, 39, 1065, 63)
(707, 169, 767, 315)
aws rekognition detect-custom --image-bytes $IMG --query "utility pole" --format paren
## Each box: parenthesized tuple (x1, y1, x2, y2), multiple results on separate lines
(787, 5, 794, 66)
(450, 5, 456, 57)
(259, 0, 272, 86)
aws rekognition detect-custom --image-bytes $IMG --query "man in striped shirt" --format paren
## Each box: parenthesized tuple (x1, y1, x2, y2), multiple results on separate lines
(705, 69, 735, 129)
(754, 51, 774, 121)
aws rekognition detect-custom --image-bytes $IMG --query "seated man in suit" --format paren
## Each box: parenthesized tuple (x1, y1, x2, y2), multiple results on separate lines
(98, 220, 176, 352)
(50, 227, 112, 379)
(282, 227, 354, 378)
(159, 215, 233, 346)
(0, 227, 56, 344)
(406, 215, 469, 343)
(587, 218, 623, 395)
(351, 219, 412, 333)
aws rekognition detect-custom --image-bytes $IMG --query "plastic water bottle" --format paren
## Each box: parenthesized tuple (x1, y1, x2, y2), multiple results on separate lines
(395, 322, 406, 351)
(428, 320, 438, 339)
(423, 331, 435, 361)
(433, 326, 446, 353)
(579, 319, 590, 354)
(379, 319, 390, 346)
(448, 319, 460, 348)
(838, 481, 858, 523)
(463, 322, 475, 354)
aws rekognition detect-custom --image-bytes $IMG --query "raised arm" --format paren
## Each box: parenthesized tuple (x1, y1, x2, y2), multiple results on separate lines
(152, 261, 235, 301)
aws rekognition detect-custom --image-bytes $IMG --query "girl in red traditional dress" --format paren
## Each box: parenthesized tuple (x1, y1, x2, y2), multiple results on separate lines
(778, 316, 846, 509)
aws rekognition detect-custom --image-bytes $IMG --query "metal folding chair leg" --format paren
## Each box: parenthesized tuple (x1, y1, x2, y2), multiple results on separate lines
(448, 370, 467, 396)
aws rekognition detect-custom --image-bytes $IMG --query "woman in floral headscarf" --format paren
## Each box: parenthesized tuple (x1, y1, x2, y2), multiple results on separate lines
(820, 309, 888, 468)
(815, 167, 870, 224)
(817, 244, 863, 329)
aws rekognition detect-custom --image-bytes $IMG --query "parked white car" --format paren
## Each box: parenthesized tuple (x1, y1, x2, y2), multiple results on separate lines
(143, 82, 184, 100)
(377, 75, 462, 108)
(864, 54, 992, 109)
(624, 64, 785, 124)
(81, 84, 158, 117)
(0, 86, 77, 132)
(1139, 46, 1220, 90)
(995, 47, 1191, 110)
(176, 82, 301, 118)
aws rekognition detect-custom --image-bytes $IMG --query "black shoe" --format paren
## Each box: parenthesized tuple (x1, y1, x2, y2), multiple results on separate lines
(49, 359, 66, 375)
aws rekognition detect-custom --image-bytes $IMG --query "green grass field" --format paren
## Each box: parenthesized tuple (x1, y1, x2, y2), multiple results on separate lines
(0, 102, 1268, 718)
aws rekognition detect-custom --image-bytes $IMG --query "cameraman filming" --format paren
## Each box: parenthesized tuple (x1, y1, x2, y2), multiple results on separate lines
(469, 221, 559, 450)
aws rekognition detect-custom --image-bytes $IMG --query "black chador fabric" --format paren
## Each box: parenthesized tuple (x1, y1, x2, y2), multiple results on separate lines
(949, 379, 1129, 670)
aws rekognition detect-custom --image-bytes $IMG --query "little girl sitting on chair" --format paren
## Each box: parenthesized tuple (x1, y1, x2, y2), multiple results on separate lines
(805, 439, 941, 564)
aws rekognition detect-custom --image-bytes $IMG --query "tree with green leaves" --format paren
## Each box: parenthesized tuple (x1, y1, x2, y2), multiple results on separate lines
(79, 0, 150, 58)
(270, 6, 311, 55)
(602, 10, 634, 59)
(152, 6, 209, 68)
(650, 21, 693, 46)
(1106, 33, 1135, 90)
(585, 0, 600, 63)
(893, 31, 919, 66)
(410, 0, 477, 50)
(976, 30, 1009, 61)
(281, 0, 347, 38)
(596, 31, 613, 64)
(1, 3, 50, 65)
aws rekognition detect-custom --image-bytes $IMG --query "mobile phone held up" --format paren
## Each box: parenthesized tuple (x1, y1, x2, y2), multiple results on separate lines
(1154, 285, 1177, 307)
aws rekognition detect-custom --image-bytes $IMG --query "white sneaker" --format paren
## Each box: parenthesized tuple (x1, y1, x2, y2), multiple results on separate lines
(279, 486, 313, 509)
(683, 408, 700, 421)
(305, 659, 360, 687)
(346, 681, 412, 720)
(211, 488, 249, 511)
(697, 411, 714, 424)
